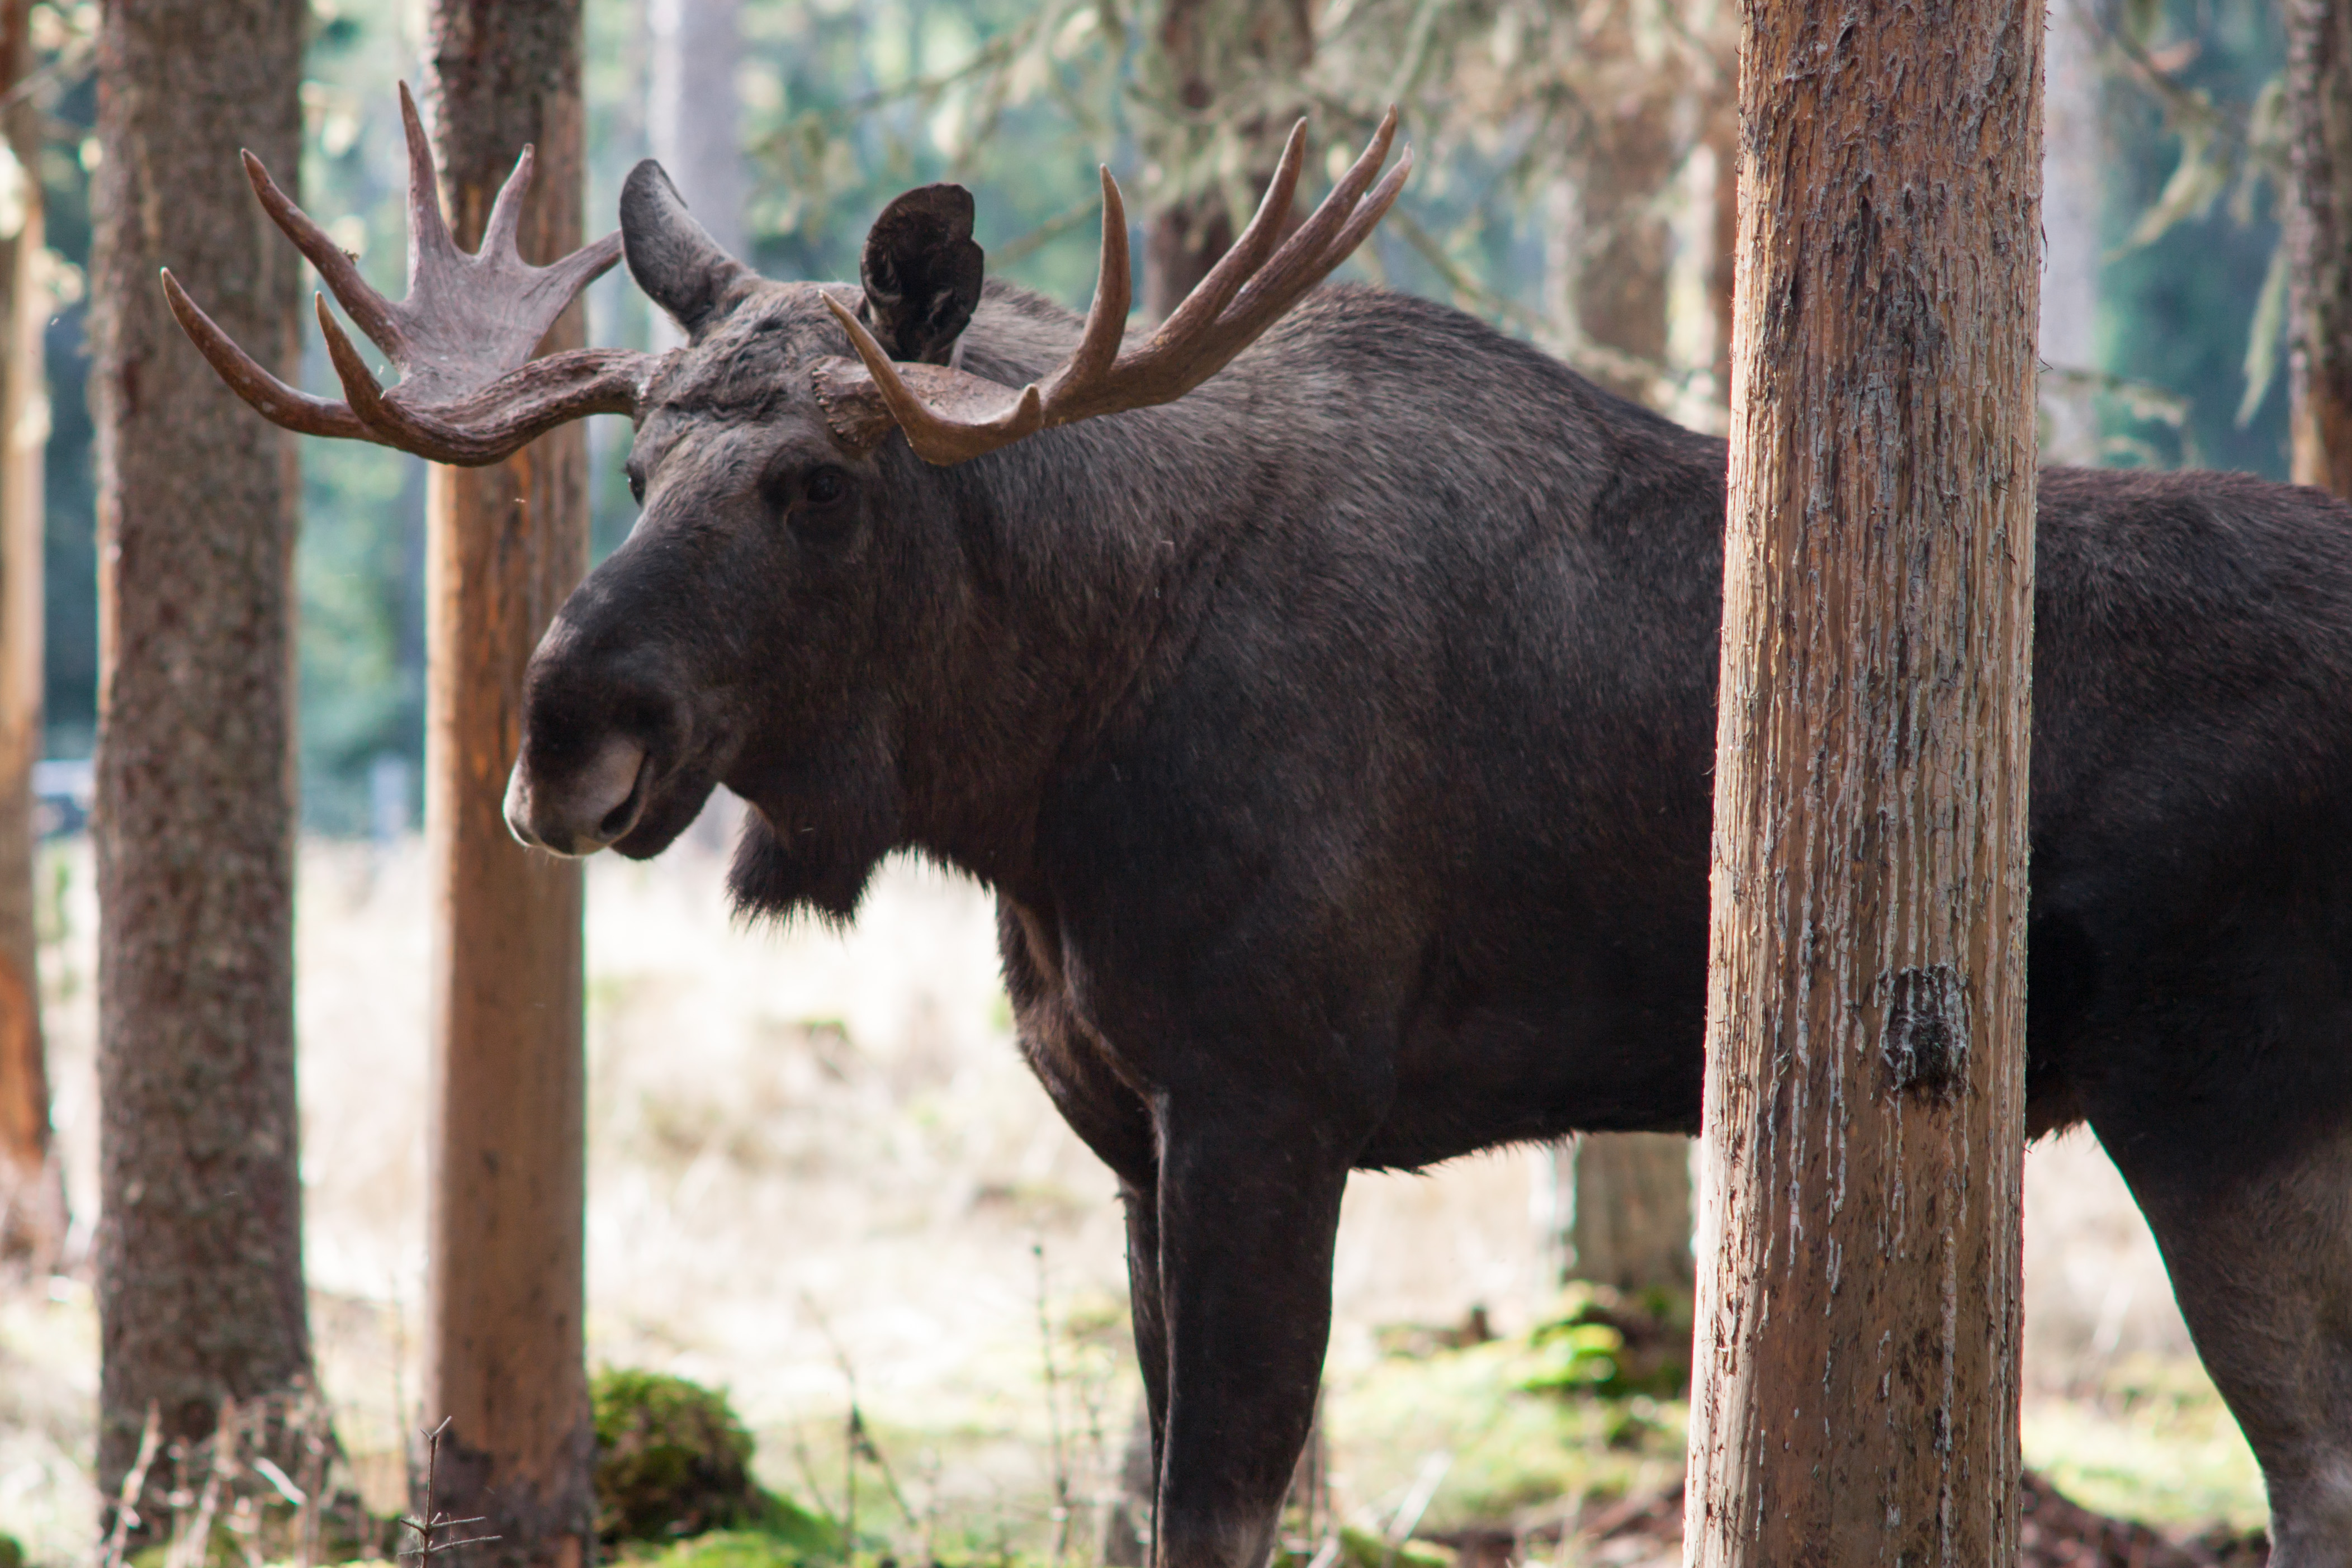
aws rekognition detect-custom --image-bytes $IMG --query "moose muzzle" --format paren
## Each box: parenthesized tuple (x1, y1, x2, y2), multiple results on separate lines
(504, 733, 650, 856)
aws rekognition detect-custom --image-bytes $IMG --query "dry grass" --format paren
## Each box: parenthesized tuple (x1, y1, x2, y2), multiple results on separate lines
(0, 829, 2263, 1565)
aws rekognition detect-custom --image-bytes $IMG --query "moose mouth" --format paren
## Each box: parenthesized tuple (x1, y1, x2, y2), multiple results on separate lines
(507, 730, 714, 858)
(506, 737, 722, 860)
(608, 760, 721, 859)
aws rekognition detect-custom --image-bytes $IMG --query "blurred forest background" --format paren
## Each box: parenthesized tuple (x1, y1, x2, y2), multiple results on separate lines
(0, 0, 2297, 827)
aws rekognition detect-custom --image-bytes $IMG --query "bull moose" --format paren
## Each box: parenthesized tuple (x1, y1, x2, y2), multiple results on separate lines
(171, 88, 2352, 1566)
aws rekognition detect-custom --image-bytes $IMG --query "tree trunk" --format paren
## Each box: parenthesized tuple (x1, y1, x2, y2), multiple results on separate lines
(0, 0, 58, 1268)
(1141, 0, 1313, 320)
(1566, 1135, 1691, 1296)
(1683, 0, 2038, 1558)
(645, 0, 745, 387)
(646, 0, 745, 258)
(2041, 0, 2104, 464)
(89, 0, 310, 1516)
(2288, 0, 2352, 493)
(419, 4, 593, 1562)
(1543, 16, 1677, 408)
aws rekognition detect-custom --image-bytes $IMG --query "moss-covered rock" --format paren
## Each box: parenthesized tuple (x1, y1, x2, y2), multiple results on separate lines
(593, 1370, 776, 1546)
(1520, 1284, 1692, 1401)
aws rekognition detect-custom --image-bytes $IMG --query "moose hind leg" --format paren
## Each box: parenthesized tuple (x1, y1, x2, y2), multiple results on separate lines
(2099, 1117, 2352, 1564)
(1151, 1096, 1351, 1568)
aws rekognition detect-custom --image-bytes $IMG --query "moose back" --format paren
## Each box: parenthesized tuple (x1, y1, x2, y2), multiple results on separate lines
(172, 100, 2352, 1568)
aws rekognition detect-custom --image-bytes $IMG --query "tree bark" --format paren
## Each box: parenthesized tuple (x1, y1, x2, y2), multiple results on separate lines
(645, 0, 745, 370)
(1566, 1135, 1692, 1295)
(1141, 0, 1313, 320)
(646, 0, 745, 259)
(0, 0, 58, 1268)
(2288, 0, 2352, 494)
(1683, 0, 2039, 1558)
(419, 4, 593, 1562)
(2041, 0, 2103, 464)
(89, 0, 310, 1515)
(1543, 13, 1678, 408)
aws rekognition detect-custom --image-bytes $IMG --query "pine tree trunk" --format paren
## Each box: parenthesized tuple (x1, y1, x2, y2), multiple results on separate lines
(1567, 1135, 1691, 1295)
(1141, 0, 1313, 320)
(2042, 0, 2103, 464)
(646, 0, 745, 258)
(1545, 18, 1677, 407)
(0, 0, 58, 1268)
(1683, 0, 2039, 1557)
(2288, 0, 2352, 494)
(89, 0, 310, 1515)
(419, 3, 594, 1561)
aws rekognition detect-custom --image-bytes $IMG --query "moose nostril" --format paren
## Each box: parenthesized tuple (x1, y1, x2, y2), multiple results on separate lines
(596, 756, 650, 842)
(578, 736, 649, 842)
(505, 734, 649, 855)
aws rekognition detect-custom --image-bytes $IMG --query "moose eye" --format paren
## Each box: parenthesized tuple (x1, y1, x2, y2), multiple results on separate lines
(804, 467, 849, 506)
(625, 463, 646, 504)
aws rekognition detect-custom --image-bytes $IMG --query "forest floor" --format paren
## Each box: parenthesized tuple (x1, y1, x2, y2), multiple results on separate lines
(0, 827, 2270, 1565)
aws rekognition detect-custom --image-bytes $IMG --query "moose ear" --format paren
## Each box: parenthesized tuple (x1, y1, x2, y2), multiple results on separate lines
(860, 184, 983, 364)
(621, 160, 759, 336)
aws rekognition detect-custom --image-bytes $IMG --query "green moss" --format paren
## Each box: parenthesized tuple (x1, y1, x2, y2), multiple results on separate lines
(632, 1529, 817, 1568)
(594, 1369, 832, 1551)
(1519, 1285, 1692, 1401)
(2021, 1356, 2267, 1533)
(1331, 1333, 1686, 1532)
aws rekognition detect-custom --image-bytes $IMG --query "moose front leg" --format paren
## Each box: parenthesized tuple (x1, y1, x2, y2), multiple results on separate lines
(1149, 1097, 1352, 1568)
(1121, 1177, 1170, 1492)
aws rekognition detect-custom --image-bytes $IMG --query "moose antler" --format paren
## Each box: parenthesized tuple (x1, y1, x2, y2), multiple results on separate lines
(812, 109, 1412, 467)
(163, 83, 655, 467)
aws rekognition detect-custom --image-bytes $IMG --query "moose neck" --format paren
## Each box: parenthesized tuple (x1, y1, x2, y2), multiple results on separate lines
(881, 287, 1279, 899)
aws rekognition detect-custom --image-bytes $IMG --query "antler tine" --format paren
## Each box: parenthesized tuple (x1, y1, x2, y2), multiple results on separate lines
(240, 149, 404, 357)
(480, 143, 536, 263)
(821, 291, 1045, 465)
(396, 83, 460, 281)
(1150, 120, 1308, 353)
(161, 271, 381, 442)
(315, 294, 400, 431)
(1043, 168, 1133, 400)
(807, 110, 1408, 467)
(1223, 116, 1409, 342)
(525, 229, 627, 317)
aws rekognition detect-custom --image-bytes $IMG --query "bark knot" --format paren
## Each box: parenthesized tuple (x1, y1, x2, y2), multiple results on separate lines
(1881, 964, 1968, 1100)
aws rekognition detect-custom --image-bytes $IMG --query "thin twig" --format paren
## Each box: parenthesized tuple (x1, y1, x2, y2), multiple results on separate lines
(163, 1402, 230, 1568)
(788, 1428, 844, 1540)
(398, 1417, 501, 1566)
(1034, 1242, 1073, 1567)
(801, 1291, 919, 1547)
(97, 1404, 163, 1568)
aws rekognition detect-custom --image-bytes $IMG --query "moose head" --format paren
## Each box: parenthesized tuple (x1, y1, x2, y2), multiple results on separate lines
(167, 86, 1408, 917)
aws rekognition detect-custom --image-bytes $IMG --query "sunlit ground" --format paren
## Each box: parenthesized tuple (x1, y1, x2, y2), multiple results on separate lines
(0, 833, 2264, 1564)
